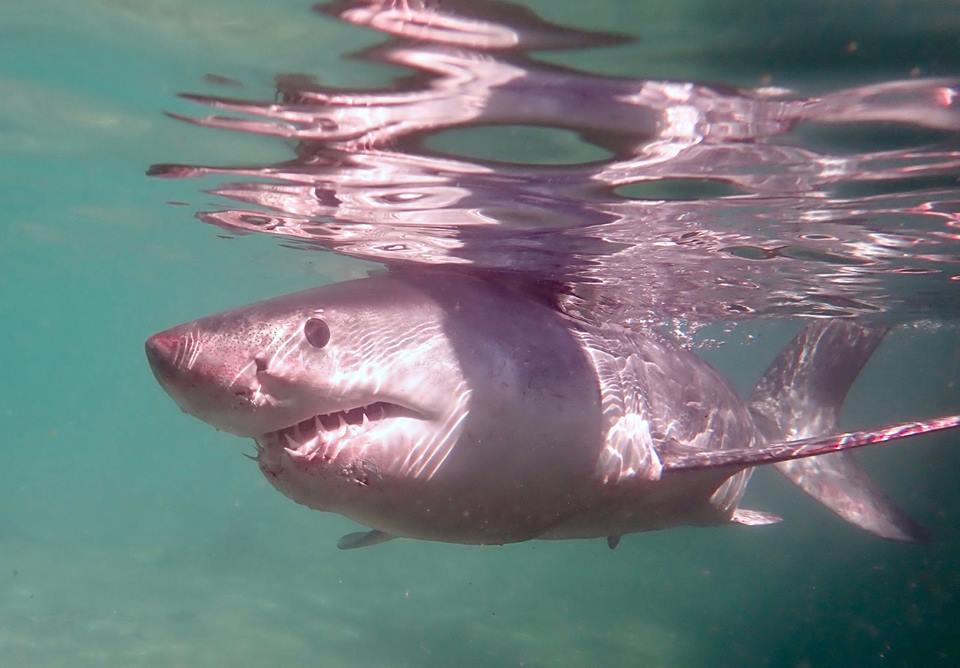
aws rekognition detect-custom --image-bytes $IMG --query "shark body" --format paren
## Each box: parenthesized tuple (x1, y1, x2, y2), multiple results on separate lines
(146, 273, 959, 548)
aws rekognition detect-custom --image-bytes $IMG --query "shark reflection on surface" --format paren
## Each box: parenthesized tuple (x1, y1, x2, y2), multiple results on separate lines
(150, 0, 960, 326)
(146, 0, 960, 548)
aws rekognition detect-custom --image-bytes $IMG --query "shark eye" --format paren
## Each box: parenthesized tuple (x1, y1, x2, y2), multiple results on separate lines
(303, 317, 331, 348)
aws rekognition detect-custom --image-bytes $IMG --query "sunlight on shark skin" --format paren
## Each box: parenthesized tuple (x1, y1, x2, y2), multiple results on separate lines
(147, 272, 960, 549)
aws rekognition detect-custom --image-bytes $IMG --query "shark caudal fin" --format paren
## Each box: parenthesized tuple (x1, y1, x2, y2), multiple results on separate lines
(747, 320, 929, 541)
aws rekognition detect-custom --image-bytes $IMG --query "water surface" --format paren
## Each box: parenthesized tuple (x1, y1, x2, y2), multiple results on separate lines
(2, 1, 960, 667)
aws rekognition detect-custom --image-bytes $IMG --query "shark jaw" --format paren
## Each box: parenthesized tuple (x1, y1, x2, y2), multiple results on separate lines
(144, 324, 440, 474)
(255, 400, 428, 467)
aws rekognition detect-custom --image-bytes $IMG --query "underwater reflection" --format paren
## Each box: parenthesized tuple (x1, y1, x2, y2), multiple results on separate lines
(150, 0, 960, 328)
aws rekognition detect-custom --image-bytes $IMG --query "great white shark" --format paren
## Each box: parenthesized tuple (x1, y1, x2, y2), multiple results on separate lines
(146, 273, 960, 549)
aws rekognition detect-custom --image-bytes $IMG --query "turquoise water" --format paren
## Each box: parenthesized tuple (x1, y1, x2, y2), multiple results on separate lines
(3, 2, 960, 666)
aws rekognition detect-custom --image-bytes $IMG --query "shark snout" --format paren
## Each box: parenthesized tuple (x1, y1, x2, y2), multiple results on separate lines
(145, 326, 281, 436)
(145, 331, 181, 377)
(145, 327, 208, 393)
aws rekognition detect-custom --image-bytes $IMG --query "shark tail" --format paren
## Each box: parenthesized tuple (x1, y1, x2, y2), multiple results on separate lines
(739, 321, 939, 541)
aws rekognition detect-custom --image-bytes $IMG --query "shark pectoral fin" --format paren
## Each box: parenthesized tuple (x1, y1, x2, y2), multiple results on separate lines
(337, 529, 396, 550)
(731, 508, 782, 526)
(776, 455, 928, 542)
(606, 535, 622, 550)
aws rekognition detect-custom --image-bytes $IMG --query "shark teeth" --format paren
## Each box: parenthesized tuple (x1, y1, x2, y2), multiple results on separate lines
(276, 401, 408, 462)
(266, 400, 428, 468)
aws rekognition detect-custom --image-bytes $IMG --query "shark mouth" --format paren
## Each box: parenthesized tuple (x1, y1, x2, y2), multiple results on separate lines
(258, 401, 423, 462)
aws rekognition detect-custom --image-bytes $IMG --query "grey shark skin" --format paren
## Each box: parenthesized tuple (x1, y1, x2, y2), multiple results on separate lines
(146, 274, 959, 548)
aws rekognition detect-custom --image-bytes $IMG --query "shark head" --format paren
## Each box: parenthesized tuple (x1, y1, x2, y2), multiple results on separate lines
(147, 273, 604, 542)
(146, 275, 474, 510)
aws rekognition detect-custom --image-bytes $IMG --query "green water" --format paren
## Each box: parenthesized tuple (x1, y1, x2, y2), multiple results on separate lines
(3, 2, 960, 666)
